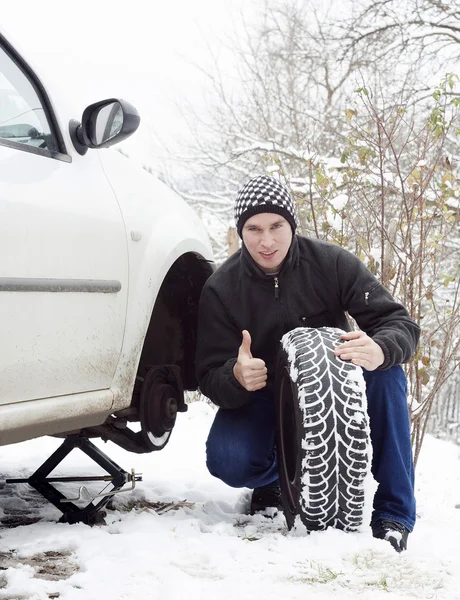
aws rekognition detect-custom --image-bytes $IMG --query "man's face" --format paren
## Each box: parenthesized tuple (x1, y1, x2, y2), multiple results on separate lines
(242, 213, 293, 274)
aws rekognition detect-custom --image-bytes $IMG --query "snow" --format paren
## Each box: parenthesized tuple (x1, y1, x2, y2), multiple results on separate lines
(326, 208, 343, 230)
(330, 194, 349, 212)
(0, 402, 460, 600)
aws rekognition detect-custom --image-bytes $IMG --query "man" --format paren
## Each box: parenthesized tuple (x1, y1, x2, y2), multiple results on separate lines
(196, 174, 419, 552)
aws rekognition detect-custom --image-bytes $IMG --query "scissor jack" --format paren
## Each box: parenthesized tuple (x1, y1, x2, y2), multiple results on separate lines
(6, 435, 142, 525)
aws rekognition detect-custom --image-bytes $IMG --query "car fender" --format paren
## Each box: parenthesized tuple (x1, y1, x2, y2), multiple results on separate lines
(97, 150, 214, 410)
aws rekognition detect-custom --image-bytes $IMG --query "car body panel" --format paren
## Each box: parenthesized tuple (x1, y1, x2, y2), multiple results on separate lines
(0, 389, 114, 446)
(97, 151, 213, 410)
(0, 142, 129, 404)
(0, 28, 214, 447)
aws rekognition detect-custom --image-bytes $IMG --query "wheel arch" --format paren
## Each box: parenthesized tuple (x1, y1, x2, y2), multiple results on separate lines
(110, 233, 214, 413)
(95, 159, 215, 412)
(136, 251, 214, 390)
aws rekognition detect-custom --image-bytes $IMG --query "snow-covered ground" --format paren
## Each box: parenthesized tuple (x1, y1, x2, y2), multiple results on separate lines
(0, 401, 459, 600)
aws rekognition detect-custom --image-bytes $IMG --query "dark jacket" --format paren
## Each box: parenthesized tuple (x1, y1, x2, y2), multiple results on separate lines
(196, 235, 420, 409)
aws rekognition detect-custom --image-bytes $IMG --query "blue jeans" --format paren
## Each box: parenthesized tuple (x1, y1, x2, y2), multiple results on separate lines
(206, 366, 416, 531)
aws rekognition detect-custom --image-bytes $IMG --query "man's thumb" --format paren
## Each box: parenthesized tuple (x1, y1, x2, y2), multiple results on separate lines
(239, 330, 253, 359)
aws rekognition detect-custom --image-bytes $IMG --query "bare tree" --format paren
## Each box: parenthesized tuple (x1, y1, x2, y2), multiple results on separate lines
(431, 372, 460, 444)
(339, 0, 460, 78)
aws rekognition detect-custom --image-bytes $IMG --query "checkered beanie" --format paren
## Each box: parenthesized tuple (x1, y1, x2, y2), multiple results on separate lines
(234, 175, 298, 237)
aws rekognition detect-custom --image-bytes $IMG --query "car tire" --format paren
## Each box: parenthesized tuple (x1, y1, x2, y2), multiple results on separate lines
(275, 326, 370, 532)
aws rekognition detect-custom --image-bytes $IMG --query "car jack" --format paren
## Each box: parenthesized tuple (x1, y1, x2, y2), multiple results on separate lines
(6, 435, 142, 525)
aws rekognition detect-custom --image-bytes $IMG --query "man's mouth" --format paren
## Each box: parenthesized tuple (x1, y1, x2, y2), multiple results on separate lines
(260, 250, 277, 259)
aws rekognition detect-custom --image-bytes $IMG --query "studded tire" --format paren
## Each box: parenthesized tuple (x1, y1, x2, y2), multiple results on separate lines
(275, 327, 370, 532)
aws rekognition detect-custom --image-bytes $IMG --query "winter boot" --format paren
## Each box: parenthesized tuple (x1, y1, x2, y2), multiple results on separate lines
(372, 518, 409, 553)
(250, 484, 283, 516)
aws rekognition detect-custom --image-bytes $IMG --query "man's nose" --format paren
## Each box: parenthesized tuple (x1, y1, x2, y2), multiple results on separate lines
(260, 231, 274, 247)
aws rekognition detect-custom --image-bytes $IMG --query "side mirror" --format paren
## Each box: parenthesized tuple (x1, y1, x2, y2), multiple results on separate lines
(69, 98, 140, 155)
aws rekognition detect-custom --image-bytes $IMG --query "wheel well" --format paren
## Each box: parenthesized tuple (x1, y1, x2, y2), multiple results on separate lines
(136, 252, 214, 390)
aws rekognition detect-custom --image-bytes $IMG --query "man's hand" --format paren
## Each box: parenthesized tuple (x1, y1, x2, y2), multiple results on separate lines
(233, 330, 268, 391)
(334, 331, 384, 371)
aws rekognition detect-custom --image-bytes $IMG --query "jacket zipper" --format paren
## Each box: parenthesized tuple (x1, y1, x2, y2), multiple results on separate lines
(274, 276, 279, 299)
(365, 291, 369, 305)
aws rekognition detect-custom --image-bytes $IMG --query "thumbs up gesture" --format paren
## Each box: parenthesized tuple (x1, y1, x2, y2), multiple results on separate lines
(233, 330, 268, 391)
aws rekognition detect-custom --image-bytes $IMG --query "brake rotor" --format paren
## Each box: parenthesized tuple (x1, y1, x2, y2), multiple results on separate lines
(139, 367, 180, 451)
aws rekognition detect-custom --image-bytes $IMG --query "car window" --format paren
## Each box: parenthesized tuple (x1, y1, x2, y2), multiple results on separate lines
(0, 45, 58, 152)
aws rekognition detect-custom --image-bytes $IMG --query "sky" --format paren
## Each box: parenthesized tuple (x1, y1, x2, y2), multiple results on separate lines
(1, 0, 248, 170)
(0, 402, 459, 599)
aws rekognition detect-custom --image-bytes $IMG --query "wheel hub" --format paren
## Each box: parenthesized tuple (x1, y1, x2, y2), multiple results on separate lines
(139, 366, 183, 451)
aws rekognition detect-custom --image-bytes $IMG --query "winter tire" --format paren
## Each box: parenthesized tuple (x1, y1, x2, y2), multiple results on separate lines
(275, 326, 370, 532)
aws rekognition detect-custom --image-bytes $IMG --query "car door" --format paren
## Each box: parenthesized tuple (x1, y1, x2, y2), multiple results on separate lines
(0, 36, 128, 405)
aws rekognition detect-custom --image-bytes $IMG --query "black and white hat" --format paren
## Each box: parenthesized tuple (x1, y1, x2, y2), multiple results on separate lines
(234, 174, 298, 237)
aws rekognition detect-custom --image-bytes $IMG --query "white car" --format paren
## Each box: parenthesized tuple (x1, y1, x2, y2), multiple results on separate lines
(0, 28, 214, 521)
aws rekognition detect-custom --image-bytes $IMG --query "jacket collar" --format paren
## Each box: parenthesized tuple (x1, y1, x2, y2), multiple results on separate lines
(240, 234, 300, 279)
